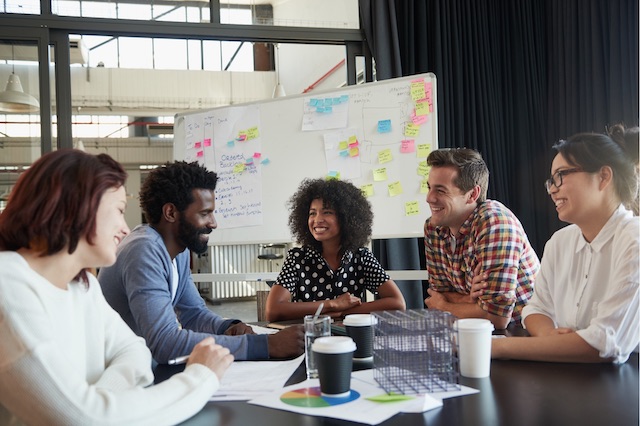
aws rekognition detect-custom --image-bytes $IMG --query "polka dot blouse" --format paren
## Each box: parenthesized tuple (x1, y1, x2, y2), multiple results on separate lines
(275, 246, 390, 302)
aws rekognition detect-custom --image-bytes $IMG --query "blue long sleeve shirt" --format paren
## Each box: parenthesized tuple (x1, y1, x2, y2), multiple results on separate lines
(98, 225, 268, 362)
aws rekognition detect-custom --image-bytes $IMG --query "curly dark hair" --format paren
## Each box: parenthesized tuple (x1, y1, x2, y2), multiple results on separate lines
(140, 161, 218, 225)
(287, 178, 373, 253)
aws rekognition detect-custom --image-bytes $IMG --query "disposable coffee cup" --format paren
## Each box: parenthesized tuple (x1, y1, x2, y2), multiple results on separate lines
(304, 314, 331, 379)
(312, 336, 356, 397)
(343, 314, 377, 361)
(454, 318, 494, 378)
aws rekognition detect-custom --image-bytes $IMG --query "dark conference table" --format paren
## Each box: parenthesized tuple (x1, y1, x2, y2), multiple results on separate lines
(168, 328, 639, 426)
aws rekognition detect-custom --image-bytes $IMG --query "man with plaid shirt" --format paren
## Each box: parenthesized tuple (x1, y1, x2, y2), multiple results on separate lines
(423, 148, 539, 329)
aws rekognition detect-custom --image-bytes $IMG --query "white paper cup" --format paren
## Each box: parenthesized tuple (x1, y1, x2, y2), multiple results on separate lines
(343, 314, 377, 361)
(312, 336, 356, 397)
(454, 319, 494, 378)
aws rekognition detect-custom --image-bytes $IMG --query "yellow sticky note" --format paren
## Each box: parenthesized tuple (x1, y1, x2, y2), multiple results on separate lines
(405, 201, 420, 216)
(410, 82, 426, 101)
(417, 144, 431, 158)
(361, 184, 374, 197)
(415, 101, 429, 116)
(388, 181, 403, 196)
(378, 149, 393, 164)
(233, 163, 245, 173)
(348, 135, 358, 144)
(373, 168, 388, 181)
(405, 123, 420, 137)
(420, 179, 429, 194)
(417, 161, 431, 177)
(246, 126, 260, 140)
(339, 140, 349, 150)
(349, 147, 360, 157)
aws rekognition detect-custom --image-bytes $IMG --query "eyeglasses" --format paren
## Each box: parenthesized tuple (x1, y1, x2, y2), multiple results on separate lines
(544, 168, 583, 194)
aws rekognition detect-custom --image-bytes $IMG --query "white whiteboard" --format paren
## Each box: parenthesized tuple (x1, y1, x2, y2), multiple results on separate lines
(174, 73, 437, 245)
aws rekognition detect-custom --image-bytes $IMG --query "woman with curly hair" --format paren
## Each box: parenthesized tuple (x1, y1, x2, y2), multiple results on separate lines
(265, 178, 405, 321)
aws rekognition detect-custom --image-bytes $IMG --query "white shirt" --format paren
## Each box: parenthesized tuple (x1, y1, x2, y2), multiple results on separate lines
(0, 251, 219, 425)
(522, 206, 639, 363)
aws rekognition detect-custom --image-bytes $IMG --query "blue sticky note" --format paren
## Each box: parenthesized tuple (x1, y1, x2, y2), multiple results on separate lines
(325, 98, 334, 106)
(378, 119, 392, 133)
(309, 98, 318, 106)
(227, 140, 235, 147)
(339, 150, 349, 157)
(340, 95, 349, 103)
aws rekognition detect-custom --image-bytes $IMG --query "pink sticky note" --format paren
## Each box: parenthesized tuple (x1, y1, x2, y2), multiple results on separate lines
(196, 150, 204, 157)
(400, 139, 416, 153)
(412, 113, 428, 125)
(203, 138, 212, 147)
(253, 152, 262, 159)
(194, 141, 202, 149)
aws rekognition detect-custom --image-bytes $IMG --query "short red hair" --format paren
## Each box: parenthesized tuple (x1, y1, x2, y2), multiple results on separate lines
(0, 149, 127, 258)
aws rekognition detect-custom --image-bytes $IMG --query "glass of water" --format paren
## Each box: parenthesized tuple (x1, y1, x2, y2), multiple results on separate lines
(304, 314, 331, 379)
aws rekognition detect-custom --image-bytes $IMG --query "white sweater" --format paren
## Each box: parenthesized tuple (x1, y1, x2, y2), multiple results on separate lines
(0, 251, 219, 425)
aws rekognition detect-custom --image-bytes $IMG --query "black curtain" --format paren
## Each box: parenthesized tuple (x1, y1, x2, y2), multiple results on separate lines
(368, 0, 639, 256)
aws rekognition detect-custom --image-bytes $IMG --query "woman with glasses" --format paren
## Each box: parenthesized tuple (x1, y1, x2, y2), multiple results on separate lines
(491, 126, 639, 363)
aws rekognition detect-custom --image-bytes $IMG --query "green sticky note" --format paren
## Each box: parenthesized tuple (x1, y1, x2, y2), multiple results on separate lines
(366, 393, 415, 403)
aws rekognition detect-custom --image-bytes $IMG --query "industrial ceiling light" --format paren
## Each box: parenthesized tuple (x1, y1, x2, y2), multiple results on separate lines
(272, 43, 286, 98)
(0, 44, 40, 113)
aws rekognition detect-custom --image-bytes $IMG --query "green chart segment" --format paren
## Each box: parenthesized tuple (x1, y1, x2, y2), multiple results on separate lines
(280, 387, 360, 407)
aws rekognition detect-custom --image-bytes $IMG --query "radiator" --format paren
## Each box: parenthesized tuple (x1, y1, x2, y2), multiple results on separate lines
(195, 244, 287, 300)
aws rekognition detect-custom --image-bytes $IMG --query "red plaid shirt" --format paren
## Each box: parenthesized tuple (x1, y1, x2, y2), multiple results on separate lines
(424, 200, 539, 324)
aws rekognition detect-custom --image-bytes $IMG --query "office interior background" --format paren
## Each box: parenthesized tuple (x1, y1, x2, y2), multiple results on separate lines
(0, 0, 637, 303)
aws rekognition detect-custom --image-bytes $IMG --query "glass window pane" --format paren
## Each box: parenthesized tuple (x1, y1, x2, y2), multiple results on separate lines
(1, 0, 40, 14)
(118, 38, 153, 69)
(117, 4, 151, 20)
(52, 0, 79, 16)
(187, 40, 203, 70)
(154, 6, 186, 22)
(220, 7, 252, 25)
(154, 39, 188, 70)
(202, 41, 222, 71)
(221, 41, 254, 72)
(54, 0, 117, 18)
(82, 36, 118, 68)
(186, 6, 204, 24)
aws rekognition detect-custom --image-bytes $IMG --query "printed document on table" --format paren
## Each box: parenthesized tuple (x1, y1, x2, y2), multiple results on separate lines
(249, 376, 443, 425)
(209, 354, 304, 401)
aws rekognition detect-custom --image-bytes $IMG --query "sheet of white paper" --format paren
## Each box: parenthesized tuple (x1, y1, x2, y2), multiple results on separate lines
(209, 354, 304, 401)
(249, 377, 440, 425)
(250, 324, 278, 334)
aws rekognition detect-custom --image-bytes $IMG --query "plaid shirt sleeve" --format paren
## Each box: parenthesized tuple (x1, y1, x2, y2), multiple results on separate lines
(424, 220, 454, 292)
(473, 209, 532, 319)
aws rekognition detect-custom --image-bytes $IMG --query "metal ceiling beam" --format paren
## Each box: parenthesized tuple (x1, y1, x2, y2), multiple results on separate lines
(0, 15, 363, 45)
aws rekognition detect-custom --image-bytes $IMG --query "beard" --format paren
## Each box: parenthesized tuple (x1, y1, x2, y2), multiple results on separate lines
(177, 216, 211, 254)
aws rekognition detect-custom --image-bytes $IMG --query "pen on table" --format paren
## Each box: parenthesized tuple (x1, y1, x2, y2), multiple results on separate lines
(168, 355, 189, 365)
